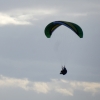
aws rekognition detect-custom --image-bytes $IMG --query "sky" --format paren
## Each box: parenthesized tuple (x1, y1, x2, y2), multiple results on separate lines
(0, 0, 100, 99)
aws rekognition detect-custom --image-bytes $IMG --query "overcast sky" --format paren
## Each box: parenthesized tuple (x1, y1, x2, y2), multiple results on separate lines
(0, 0, 100, 100)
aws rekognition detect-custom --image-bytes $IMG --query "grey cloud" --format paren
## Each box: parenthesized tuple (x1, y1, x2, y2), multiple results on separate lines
(0, 0, 99, 13)
(0, 75, 100, 96)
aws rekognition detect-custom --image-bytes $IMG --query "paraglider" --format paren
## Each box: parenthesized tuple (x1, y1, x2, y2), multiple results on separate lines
(44, 21, 83, 75)
(60, 66, 67, 75)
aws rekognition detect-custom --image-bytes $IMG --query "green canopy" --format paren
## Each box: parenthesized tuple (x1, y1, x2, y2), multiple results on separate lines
(44, 21, 83, 38)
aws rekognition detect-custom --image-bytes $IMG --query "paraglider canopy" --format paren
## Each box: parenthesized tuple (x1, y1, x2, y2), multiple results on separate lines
(44, 21, 83, 38)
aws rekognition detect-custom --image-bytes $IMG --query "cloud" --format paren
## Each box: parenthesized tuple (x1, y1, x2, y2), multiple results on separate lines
(0, 13, 31, 25)
(33, 82, 50, 93)
(0, 75, 50, 93)
(0, 75, 100, 96)
(65, 13, 87, 17)
(0, 75, 29, 90)
(0, 1, 99, 26)
(0, 3, 99, 26)
(0, 8, 56, 26)
(55, 88, 73, 96)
